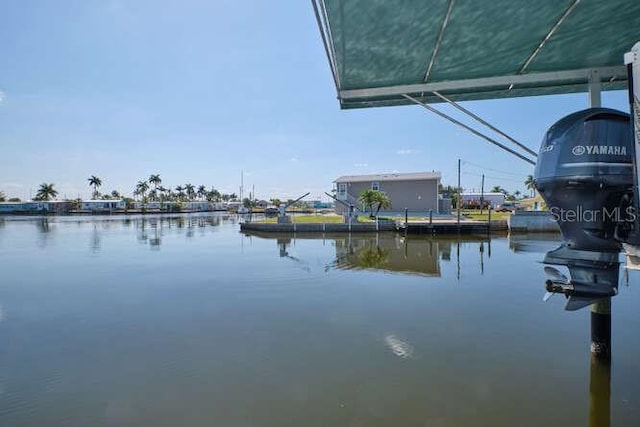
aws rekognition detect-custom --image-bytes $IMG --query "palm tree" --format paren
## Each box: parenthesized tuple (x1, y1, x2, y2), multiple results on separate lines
(524, 174, 535, 197)
(372, 191, 392, 217)
(110, 190, 121, 199)
(88, 175, 102, 199)
(175, 185, 185, 202)
(208, 187, 221, 202)
(35, 183, 58, 201)
(135, 180, 149, 201)
(148, 174, 162, 201)
(185, 183, 195, 201)
(197, 185, 207, 200)
(358, 189, 377, 217)
(0, 191, 5, 202)
(157, 186, 168, 210)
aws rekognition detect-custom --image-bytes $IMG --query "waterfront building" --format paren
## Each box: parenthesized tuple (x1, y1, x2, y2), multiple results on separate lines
(333, 171, 441, 215)
(0, 201, 74, 214)
(81, 199, 126, 212)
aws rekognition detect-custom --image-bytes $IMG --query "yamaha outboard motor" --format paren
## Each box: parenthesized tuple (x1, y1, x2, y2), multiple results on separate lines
(535, 108, 633, 311)
(534, 108, 634, 254)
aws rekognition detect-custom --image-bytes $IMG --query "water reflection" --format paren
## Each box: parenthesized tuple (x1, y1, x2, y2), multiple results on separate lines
(3, 215, 638, 426)
(334, 235, 450, 276)
(36, 217, 53, 248)
(90, 226, 101, 253)
(243, 231, 501, 278)
(509, 233, 562, 253)
(383, 334, 414, 359)
(1, 213, 233, 253)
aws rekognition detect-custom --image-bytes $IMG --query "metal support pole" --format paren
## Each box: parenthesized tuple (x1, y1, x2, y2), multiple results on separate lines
(480, 173, 485, 214)
(457, 158, 461, 230)
(403, 94, 537, 165)
(586, 64, 611, 361)
(624, 43, 640, 245)
(588, 69, 602, 108)
(590, 298, 611, 360)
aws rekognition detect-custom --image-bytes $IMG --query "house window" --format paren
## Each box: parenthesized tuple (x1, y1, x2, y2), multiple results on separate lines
(371, 182, 380, 191)
(337, 183, 347, 200)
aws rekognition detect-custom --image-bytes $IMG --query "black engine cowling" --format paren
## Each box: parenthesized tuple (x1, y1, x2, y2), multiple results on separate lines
(534, 108, 634, 252)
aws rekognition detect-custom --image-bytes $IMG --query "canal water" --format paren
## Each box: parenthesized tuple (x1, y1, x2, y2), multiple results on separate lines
(0, 213, 639, 426)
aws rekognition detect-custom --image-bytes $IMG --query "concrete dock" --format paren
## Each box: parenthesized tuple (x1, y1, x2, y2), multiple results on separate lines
(240, 219, 508, 234)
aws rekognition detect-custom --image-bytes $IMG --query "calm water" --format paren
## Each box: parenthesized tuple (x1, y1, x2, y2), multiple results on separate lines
(1, 213, 639, 427)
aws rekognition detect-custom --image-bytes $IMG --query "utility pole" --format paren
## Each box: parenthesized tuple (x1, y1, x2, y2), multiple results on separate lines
(457, 158, 461, 229)
(480, 173, 485, 214)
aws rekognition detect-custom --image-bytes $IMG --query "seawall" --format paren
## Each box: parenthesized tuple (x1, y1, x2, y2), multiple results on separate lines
(508, 211, 560, 233)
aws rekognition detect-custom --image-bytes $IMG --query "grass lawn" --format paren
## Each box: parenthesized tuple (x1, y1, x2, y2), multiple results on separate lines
(256, 214, 345, 224)
(356, 215, 397, 222)
(251, 211, 511, 224)
(459, 209, 512, 221)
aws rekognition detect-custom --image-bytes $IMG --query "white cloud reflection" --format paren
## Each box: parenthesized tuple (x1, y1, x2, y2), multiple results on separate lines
(384, 334, 414, 359)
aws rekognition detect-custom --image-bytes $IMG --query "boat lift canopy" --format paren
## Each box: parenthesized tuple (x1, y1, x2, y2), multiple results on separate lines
(313, 0, 640, 110)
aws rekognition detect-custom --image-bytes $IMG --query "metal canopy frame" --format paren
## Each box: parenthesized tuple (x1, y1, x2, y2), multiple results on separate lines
(312, 0, 640, 163)
(338, 66, 626, 101)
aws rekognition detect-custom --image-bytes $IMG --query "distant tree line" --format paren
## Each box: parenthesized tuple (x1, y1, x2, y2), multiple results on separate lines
(438, 174, 536, 208)
(1, 174, 241, 203)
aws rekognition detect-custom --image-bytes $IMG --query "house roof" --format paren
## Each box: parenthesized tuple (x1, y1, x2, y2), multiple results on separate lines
(335, 171, 441, 183)
(313, 0, 639, 109)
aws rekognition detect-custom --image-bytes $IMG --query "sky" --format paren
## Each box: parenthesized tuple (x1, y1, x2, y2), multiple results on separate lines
(0, 0, 630, 202)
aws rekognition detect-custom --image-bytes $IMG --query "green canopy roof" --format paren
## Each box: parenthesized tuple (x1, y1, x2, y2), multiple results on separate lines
(313, 0, 640, 109)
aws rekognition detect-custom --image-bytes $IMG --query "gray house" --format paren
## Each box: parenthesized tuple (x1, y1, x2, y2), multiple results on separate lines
(334, 172, 441, 215)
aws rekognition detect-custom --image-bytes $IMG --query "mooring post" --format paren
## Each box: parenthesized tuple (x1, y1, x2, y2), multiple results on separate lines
(429, 209, 433, 225)
(589, 353, 611, 427)
(590, 298, 611, 361)
(404, 208, 408, 235)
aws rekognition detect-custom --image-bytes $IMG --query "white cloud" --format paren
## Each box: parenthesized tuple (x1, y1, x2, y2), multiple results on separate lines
(289, 156, 299, 162)
(0, 91, 5, 103)
(397, 148, 418, 155)
(354, 163, 368, 168)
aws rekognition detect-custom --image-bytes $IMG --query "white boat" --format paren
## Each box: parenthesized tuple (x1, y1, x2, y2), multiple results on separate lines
(237, 171, 251, 215)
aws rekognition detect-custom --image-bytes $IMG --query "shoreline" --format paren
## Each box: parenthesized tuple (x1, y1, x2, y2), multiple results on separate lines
(0, 208, 325, 216)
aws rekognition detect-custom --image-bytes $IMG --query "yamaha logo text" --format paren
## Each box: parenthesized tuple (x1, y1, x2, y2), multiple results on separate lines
(572, 145, 627, 156)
